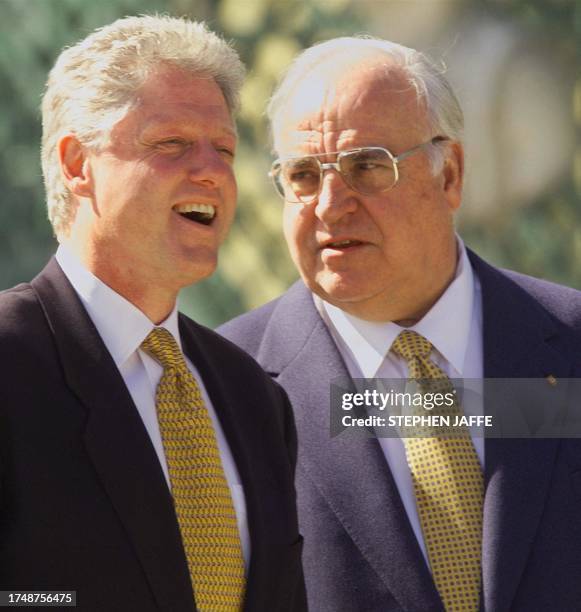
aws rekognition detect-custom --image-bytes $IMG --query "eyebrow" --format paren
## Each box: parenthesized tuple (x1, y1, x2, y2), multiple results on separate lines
(139, 117, 237, 140)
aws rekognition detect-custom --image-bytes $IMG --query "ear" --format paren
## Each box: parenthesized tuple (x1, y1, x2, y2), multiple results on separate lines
(442, 141, 464, 211)
(58, 135, 93, 198)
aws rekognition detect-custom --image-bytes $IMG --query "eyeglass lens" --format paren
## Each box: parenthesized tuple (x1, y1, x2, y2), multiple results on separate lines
(275, 148, 397, 202)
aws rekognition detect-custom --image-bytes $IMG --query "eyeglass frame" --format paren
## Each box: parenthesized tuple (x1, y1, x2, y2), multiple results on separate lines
(269, 135, 448, 203)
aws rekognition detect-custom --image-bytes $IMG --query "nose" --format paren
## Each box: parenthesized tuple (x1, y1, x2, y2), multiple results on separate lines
(187, 142, 233, 188)
(314, 167, 358, 224)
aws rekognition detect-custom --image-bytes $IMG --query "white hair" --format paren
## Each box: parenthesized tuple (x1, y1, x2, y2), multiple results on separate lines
(41, 14, 245, 237)
(267, 36, 463, 173)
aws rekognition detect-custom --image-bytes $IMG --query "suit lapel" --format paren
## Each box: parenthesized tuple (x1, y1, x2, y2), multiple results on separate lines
(31, 259, 194, 612)
(471, 252, 567, 612)
(256, 282, 444, 612)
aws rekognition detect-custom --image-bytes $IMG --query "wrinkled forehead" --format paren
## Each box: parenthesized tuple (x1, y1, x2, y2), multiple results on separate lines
(272, 58, 429, 155)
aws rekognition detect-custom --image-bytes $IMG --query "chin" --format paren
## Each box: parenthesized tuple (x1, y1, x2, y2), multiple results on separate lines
(312, 283, 372, 309)
(176, 245, 218, 278)
(173, 259, 217, 288)
(311, 270, 373, 303)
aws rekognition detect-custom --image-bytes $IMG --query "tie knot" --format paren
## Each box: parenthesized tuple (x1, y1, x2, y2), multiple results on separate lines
(391, 330, 433, 361)
(141, 327, 185, 370)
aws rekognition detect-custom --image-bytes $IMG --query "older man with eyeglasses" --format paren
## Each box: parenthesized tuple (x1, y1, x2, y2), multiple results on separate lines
(220, 36, 581, 612)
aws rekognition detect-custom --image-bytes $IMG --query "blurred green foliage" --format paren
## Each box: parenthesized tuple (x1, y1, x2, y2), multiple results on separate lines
(460, 0, 581, 288)
(0, 0, 579, 327)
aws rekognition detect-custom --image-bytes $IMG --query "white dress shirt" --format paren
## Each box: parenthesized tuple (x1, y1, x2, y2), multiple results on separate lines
(316, 240, 484, 563)
(55, 244, 250, 568)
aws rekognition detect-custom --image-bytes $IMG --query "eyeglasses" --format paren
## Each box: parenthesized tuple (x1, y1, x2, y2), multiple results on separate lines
(269, 136, 446, 203)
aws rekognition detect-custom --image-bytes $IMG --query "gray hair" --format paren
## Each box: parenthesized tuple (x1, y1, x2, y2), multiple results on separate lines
(267, 36, 463, 173)
(41, 14, 245, 237)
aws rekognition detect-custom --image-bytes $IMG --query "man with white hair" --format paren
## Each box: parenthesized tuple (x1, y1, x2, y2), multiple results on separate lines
(220, 37, 581, 611)
(0, 16, 305, 612)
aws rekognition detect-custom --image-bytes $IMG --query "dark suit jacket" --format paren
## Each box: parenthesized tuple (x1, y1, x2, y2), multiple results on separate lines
(219, 250, 581, 612)
(0, 258, 306, 612)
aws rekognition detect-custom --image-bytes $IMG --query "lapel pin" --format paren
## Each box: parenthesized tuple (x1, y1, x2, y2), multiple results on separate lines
(546, 375, 557, 387)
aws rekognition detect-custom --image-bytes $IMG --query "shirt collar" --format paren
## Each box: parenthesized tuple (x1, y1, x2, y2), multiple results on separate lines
(55, 243, 181, 368)
(318, 239, 474, 377)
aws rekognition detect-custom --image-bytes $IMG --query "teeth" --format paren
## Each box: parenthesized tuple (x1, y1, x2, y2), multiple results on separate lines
(329, 240, 354, 247)
(174, 203, 216, 218)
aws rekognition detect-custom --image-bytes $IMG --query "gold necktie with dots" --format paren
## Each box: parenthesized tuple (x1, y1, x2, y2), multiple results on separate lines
(141, 327, 245, 611)
(391, 330, 483, 612)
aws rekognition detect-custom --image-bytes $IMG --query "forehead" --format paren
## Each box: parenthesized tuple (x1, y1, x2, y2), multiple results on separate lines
(275, 59, 429, 155)
(113, 66, 236, 139)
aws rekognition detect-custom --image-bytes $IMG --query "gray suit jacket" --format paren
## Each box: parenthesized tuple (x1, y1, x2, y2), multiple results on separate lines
(219, 251, 581, 612)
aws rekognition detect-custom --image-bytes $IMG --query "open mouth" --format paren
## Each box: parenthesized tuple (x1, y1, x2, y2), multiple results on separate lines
(325, 239, 363, 249)
(173, 203, 216, 226)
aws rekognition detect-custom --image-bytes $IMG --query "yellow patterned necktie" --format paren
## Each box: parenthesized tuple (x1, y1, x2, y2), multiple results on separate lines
(141, 327, 245, 612)
(391, 330, 483, 612)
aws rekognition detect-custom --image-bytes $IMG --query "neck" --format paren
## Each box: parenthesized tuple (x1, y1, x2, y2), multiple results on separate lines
(61, 238, 178, 325)
(339, 278, 453, 325)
